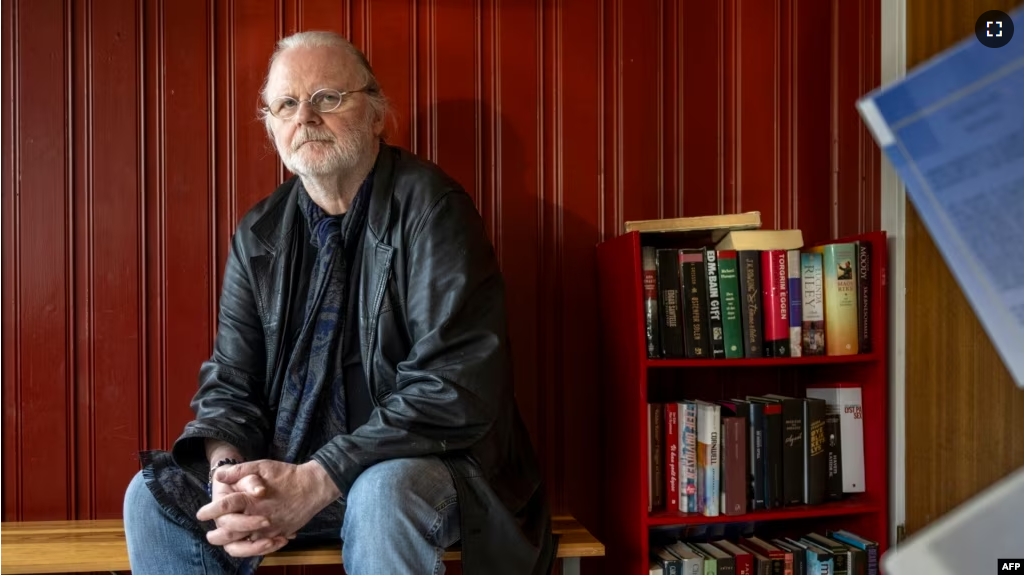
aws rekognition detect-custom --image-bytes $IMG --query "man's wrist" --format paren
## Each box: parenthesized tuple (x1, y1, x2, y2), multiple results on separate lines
(301, 460, 342, 507)
(205, 439, 243, 468)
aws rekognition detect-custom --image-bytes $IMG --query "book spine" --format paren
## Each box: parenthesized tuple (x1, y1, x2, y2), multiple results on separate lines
(717, 250, 744, 358)
(760, 250, 790, 357)
(780, 399, 805, 506)
(761, 404, 783, 509)
(857, 241, 872, 353)
(825, 412, 844, 500)
(681, 402, 698, 513)
(679, 249, 710, 358)
(722, 416, 748, 515)
(748, 403, 766, 510)
(803, 398, 827, 505)
(737, 251, 763, 358)
(704, 248, 726, 358)
(642, 247, 662, 358)
(665, 403, 679, 511)
(787, 250, 802, 357)
(656, 249, 685, 357)
(697, 404, 720, 516)
(819, 243, 859, 355)
(800, 252, 826, 356)
(650, 404, 664, 510)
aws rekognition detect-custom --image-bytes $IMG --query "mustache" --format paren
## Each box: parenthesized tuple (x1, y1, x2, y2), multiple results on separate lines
(291, 129, 335, 151)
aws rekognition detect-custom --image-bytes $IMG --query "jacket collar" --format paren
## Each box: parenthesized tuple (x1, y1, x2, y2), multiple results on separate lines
(249, 143, 396, 254)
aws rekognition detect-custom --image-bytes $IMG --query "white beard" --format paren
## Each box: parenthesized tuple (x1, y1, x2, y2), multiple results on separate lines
(278, 115, 373, 177)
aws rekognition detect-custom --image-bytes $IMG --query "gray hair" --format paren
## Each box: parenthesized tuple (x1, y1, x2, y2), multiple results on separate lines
(259, 30, 391, 125)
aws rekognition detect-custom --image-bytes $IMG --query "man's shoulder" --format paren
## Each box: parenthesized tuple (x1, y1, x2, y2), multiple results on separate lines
(232, 176, 298, 242)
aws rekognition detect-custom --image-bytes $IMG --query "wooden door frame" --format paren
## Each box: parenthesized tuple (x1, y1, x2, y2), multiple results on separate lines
(878, 0, 907, 548)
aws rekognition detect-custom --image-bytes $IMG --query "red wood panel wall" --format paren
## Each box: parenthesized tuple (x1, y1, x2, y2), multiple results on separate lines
(1, 0, 878, 523)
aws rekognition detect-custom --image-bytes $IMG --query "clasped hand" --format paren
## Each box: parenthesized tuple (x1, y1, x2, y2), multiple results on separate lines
(195, 460, 340, 558)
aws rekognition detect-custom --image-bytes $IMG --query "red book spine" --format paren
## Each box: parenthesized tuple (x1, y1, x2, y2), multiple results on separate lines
(664, 403, 679, 511)
(760, 250, 791, 357)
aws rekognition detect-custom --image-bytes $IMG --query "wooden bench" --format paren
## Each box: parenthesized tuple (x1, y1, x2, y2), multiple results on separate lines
(1, 514, 603, 574)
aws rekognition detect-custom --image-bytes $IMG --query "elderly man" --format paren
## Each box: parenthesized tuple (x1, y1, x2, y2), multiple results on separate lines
(123, 30, 554, 575)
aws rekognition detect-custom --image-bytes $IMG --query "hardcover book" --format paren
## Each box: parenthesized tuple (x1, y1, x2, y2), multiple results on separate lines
(716, 250, 744, 358)
(807, 385, 866, 493)
(800, 251, 826, 356)
(695, 401, 721, 517)
(813, 243, 859, 355)
(641, 247, 661, 358)
(759, 250, 790, 357)
(787, 249, 803, 357)
(703, 248, 726, 358)
(736, 251, 763, 358)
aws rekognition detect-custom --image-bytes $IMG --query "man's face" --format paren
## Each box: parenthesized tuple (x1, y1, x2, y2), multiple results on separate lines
(264, 45, 382, 177)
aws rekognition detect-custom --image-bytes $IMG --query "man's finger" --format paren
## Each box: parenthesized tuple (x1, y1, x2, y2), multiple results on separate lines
(232, 474, 267, 497)
(206, 525, 250, 547)
(224, 536, 290, 558)
(213, 512, 270, 535)
(214, 461, 260, 485)
(196, 492, 249, 522)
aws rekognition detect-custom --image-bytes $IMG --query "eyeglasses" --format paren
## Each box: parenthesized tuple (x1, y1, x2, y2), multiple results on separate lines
(262, 86, 376, 120)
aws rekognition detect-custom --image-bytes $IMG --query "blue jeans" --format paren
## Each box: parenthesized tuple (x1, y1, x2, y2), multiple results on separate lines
(123, 457, 461, 574)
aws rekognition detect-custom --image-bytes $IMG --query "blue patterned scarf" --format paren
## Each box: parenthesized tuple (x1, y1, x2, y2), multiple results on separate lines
(271, 174, 371, 464)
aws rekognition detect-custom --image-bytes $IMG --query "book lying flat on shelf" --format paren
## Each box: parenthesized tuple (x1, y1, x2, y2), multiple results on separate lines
(714, 229, 805, 251)
(856, 7, 1024, 387)
(625, 211, 762, 236)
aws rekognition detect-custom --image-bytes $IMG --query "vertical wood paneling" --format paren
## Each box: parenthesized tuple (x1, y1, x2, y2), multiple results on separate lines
(72, 0, 142, 520)
(494, 0, 543, 456)
(365, 1, 412, 149)
(778, 0, 794, 230)
(296, 0, 347, 33)
(143, 0, 165, 452)
(2, 0, 21, 522)
(735, 0, 779, 225)
(603, 0, 660, 234)
(13, 0, 73, 521)
(229, 1, 279, 217)
(659, 0, 680, 219)
(430, 2, 477, 198)
(161, 0, 215, 438)
(3, 0, 880, 527)
(558, 0, 602, 542)
(793, 0, 833, 245)
(680, 0, 724, 218)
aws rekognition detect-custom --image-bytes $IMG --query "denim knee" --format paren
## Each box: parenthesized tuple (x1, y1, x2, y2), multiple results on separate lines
(124, 471, 159, 527)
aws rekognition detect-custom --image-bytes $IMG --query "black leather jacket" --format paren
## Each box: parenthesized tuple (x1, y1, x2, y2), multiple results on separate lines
(171, 144, 554, 574)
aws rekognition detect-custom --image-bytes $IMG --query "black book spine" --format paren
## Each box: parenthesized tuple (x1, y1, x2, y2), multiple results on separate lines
(857, 241, 872, 353)
(680, 249, 710, 358)
(656, 249, 685, 358)
(748, 402, 766, 510)
(642, 247, 662, 358)
(737, 250, 763, 358)
(704, 248, 726, 358)
(803, 398, 827, 505)
(825, 412, 844, 500)
(762, 408, 783, 509)
(780, 399, 805, 506)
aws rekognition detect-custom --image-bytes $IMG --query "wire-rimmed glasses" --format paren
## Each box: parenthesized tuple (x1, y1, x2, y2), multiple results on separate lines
(262, 86, 376, 120)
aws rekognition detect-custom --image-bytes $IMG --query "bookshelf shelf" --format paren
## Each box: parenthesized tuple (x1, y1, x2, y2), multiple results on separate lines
(646, 353, 880, 369)
(594, 229, 890, 574)
(646, 499, 880, 527)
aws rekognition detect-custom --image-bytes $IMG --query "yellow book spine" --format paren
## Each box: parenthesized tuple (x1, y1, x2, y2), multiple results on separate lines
(812, 243, 860, 355)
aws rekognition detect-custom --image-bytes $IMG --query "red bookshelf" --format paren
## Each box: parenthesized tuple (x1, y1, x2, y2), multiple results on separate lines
(595, 230, 889, 574)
